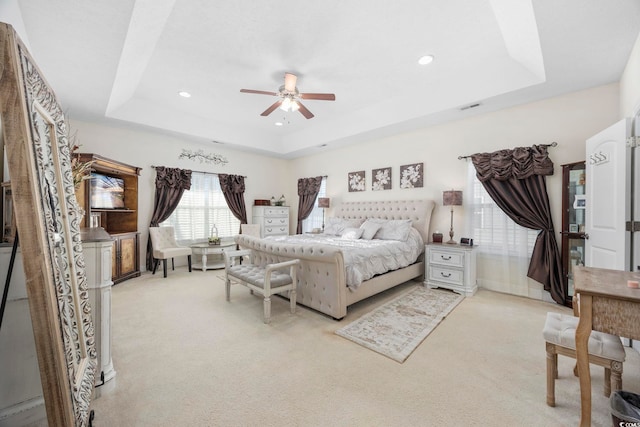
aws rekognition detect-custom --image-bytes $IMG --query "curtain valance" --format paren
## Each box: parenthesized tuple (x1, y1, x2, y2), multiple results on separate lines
(471, 145, 554, 182)
(218, 174, 245, 194)
(154, 166, 192, 190)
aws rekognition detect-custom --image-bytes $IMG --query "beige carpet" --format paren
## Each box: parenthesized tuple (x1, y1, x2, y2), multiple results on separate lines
(89, 269, 640, 427)
(336, 286, 464, 362)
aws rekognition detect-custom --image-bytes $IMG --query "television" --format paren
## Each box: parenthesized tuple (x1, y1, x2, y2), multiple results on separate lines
(90, 173, 125, 209)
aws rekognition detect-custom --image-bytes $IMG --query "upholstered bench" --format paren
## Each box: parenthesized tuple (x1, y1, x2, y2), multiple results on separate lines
(224, 249, 299, 324)
(543, 312, 625, 407)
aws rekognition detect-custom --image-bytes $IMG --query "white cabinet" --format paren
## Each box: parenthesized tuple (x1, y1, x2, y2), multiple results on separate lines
(252, 206, 289, 237)
(425, 244, 477, 296)
(81, 227, 116, 396)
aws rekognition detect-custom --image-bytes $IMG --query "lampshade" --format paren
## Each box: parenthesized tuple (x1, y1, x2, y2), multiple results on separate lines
(443, 190, 463, 206)
(318, 197, 330, 208)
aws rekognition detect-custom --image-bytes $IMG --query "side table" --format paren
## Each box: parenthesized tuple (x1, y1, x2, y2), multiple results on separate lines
(191, 241, 236, 271)
(424, 243, 477, 296)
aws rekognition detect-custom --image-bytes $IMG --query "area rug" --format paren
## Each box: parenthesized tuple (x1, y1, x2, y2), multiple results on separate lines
(335, 286, 464, 363)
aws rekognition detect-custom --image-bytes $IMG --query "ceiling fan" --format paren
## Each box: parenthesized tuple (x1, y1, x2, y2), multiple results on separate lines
(240, 73, 335, 119)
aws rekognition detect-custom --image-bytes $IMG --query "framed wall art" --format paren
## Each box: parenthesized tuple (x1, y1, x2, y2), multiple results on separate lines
(348, 171, 366, 192)
(399, 163, 423, 188)
(372, 167, 392, 191)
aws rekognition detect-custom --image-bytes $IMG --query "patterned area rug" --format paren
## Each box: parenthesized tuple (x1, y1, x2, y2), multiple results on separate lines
(335, 286, 464, 363)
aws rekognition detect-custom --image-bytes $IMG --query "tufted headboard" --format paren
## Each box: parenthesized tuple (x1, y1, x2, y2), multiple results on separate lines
(334, 199, 435, 243)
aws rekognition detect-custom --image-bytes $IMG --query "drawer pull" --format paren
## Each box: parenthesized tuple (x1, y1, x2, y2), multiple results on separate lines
(440, 255, 451, 260)
(440, 272, 452, 278)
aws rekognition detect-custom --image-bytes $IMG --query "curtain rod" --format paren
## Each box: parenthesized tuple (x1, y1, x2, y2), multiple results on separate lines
(151, 165, 246, 178)
(457, 141, 558, 160)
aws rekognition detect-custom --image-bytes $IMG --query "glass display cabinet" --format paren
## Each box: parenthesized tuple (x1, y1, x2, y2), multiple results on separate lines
(561, 161, 586, 307)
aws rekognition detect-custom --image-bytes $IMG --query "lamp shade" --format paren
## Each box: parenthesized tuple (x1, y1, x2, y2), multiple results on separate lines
(318, 197, 330, 208)
(443, 190, 463, 206)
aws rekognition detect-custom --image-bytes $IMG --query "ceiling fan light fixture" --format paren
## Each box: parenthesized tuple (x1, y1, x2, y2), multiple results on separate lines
(418, 54, 434, 65)
(280, 97, 292, 111)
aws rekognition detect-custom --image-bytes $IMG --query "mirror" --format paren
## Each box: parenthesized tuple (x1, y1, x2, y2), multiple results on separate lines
(0, 23, 96, 426)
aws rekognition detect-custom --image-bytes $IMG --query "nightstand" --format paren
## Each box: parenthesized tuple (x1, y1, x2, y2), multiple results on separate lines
(425, 243, 477, 296)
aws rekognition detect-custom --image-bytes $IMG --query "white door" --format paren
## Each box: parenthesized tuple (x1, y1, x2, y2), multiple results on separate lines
(585, 118, 631, 270)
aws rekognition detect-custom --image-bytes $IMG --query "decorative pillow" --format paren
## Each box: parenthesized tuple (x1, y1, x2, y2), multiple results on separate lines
(341, 227, 364, 240)
(359, 219, 384, 240)
(323, 218, 364, 235)
(374, 219, 413, 241)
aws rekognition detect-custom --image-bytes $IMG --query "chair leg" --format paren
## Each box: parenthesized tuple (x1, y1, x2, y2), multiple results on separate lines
(263, 296, 271, 324)
(611, 361, 623, 394)
(171, 258, 175, 271)
(290, 288, 296, 314)
(225, 275, 231, 302)
(187, 255, 192, 272)
(546, 344, 556, 407)
(152, 259, 159, 275)
(163, 259, 168, 278)
(604, 368, 612, 397)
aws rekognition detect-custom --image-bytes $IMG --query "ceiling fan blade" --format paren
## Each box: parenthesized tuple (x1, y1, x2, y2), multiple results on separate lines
(260, 100, 283, 116)
(284, 73, 297, 92)
(300, 93, 336, 101)
(240, 89, 278, 96)
(297, 102, 314, 119)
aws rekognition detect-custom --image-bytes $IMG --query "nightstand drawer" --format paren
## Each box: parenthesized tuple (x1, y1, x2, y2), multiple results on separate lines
(429, 249, 464, 268)
(428, 266, 464, 286)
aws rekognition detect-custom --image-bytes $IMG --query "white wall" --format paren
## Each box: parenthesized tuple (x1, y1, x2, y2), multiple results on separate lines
(621, 31, 640, 117)
(289, 83, 620, 299)
(68, 83, 620, 296)
(70, 120, 290, 270)
(289, 83, 619, 244)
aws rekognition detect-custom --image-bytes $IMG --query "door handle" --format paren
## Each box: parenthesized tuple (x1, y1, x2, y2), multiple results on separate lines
(583, 233, 589, 240)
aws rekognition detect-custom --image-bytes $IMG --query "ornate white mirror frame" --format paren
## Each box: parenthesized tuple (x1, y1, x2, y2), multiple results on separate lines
(0, 23, 96, 426)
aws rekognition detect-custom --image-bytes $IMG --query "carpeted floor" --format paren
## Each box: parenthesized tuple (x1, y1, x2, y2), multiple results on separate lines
(89, 269, 640, 426)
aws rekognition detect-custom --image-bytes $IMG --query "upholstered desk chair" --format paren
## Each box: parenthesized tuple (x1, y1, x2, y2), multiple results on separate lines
(543, 310, 625, 407)
(149, 226, 192, 278)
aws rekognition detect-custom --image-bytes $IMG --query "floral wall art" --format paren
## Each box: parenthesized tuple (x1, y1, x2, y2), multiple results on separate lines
(372, 167, 392, 191)
(399, 163, 423, 189)
(348, 171, 366, 192)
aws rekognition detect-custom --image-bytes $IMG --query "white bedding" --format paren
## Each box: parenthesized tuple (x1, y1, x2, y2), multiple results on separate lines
(265, 228, 424, 291)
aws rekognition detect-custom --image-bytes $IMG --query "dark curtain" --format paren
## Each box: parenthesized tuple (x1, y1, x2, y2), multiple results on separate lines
(296, 176, 323, 234)
(219, 174, 247, 234)
(471, 145, 565, 305)
(146, 167, 192, 270)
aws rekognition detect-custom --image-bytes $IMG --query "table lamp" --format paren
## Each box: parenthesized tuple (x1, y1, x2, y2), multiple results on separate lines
(443, 190, 463, 244)
(318, 197, 330, 231)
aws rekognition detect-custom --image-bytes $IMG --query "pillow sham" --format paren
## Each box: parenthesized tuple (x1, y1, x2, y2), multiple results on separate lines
(359, 219, 384, 240)
(374, 219, 413, 241)
(323, 218, 364, 235)
(341, 227, 364, 240)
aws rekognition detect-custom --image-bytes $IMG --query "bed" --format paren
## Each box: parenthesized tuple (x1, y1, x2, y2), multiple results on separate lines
(234, 200, 435, 319)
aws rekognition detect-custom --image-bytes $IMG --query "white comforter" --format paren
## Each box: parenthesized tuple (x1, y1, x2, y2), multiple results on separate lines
(265, 228, 424, 291)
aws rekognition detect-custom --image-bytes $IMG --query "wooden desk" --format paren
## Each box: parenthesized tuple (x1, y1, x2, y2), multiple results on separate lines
(574, 266, 640, 426)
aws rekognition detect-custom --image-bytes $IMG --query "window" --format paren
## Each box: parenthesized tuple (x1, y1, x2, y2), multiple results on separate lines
(466, 164, 538, 256)
(162, 172, 240, 243)
(301, 177, 327, 233)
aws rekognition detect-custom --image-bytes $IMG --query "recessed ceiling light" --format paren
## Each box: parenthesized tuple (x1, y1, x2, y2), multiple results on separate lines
(178, 91, 191, 98)
(418, 55, 434, 65)
(275, 122, 283, 126)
